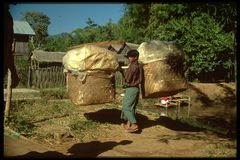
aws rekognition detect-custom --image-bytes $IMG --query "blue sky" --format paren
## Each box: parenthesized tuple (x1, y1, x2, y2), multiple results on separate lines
(9, 3, 124, 35)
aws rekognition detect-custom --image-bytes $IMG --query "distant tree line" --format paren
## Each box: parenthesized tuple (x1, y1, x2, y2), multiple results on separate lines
(21, 3, 237, 82)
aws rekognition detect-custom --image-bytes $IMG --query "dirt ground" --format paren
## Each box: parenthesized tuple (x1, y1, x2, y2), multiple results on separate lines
(4, 82, 237, 158)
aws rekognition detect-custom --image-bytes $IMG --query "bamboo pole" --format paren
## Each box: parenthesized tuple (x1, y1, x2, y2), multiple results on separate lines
(27, 66, 31, 88)
(4, 69, 12, 126)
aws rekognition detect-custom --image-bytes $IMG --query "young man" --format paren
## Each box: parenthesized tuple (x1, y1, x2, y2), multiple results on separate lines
(121, 49, 143, 133)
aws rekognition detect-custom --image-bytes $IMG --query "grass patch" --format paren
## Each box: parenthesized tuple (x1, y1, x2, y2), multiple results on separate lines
(8, 98, 112, 143)
(9, 99, 76, 127)
(9, 113, 35, 137)
(39, 87, 68, 100)
(206, 142, 237, 157)
(138, 98, 158, 109)
(178, 117, 231, 136)
(68, 117, 110, 142)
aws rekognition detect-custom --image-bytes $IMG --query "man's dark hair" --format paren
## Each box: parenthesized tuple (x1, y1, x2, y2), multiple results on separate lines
(126, 50, 139, 58)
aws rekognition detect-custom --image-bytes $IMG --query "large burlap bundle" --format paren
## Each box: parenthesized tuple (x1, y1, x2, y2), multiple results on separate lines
(141, 60, 188, 98)
(138, 40, 185, 64)
(67, 71, 115, 105)
(138, 40, 188, 98)
(63, 45, 119, 72)
(63, 44, 119, 105)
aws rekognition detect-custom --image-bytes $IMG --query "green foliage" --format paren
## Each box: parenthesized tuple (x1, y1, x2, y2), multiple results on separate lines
(22, 11, 50, 49)
(14, 57, 30, 87)
(45, 18, 120, 51)
(40, 3, 236, 82)
(185, 3, 237, 32)
(146, 3, 186, 39)
(69, 119, 99, 133)
(85, 18, 98, 28)
(15, 56, 29, 69)
(9, 114, 35, 136)
(124, 3, 151, 29)
(117, 13, 145, 43)
(68, 118, 102, 141)
(9, 99, 76, 124)
(44, 33, 72, 51)
(148, 4, 235, 81)
(95, 19, 118, 41)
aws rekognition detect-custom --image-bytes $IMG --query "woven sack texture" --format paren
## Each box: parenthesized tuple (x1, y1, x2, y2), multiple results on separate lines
(67, 71, 115, 105)
(141, 60, 188, 98)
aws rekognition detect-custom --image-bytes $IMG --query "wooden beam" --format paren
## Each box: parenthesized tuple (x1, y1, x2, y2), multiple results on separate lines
(4, 69, 12, 126)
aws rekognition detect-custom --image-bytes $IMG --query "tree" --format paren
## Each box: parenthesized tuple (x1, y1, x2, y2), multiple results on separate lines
(44, 33, 73, 52)
(146, 3, 186, 39)
(38, 3, 236, 82)
(69, 18, 118, 46)
(141, 3, 236, 82)
(85, 18, 98, 29)
(96, 19, 118, 41)
(22, 11, 50, 49)
(184, 3, 237, 33)
(116, 8, 144, 43)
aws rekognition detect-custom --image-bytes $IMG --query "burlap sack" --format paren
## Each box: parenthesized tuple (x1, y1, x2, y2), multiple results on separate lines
(63, 44, 119, 105)
(137, 40, 188, 98)
(138, 40, 185, 64)
(141, 60, 188, 98)
(67, 71, 115, 105)
(63, 44, 119, 72)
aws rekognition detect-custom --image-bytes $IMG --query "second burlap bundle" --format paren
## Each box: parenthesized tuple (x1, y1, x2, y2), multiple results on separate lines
(67, 70, 115, 105)
(63, 45, 119, 105)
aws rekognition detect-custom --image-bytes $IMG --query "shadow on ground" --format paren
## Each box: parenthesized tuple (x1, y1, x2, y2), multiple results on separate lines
(215, 83, 236, 106)
(84, 108, 204, 132)
(187, 83, 214, 106)
(6, 140, 132, 158)
(193, 116, 236, 139)
(84, 108, 236, 139)
(188, 83, 236, 107)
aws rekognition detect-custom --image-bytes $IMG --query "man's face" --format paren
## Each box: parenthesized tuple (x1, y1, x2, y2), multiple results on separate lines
(128, 56, 137, 62)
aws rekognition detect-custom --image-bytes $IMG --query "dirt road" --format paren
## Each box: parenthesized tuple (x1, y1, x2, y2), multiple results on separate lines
(3, 82, 236, 158)
(4, 110, 236, 158)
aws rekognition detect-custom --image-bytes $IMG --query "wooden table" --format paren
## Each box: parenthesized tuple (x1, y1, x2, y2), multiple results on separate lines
(154, 96, 191, 118)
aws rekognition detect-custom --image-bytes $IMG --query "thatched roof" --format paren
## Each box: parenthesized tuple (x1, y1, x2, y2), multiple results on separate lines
(31, 50, 66, 62)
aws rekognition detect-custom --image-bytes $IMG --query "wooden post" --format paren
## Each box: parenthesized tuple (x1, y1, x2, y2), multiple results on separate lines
(27, 66, 31, 88)
(4, 69, 12, 126)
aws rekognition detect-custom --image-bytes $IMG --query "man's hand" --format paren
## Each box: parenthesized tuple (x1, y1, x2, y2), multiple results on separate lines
(122, 85, 128, 89)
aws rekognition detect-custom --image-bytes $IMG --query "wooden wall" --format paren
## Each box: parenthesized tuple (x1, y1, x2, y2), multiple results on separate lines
(29, 66, 66, 88)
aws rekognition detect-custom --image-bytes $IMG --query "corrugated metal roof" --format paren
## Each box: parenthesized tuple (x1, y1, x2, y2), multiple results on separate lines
(13, 21, 35, 35)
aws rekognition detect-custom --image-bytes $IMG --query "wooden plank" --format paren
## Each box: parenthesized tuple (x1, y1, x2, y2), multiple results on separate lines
(4, 69, 12, 126)
(27, 66, 31, 88)
(42, 68, 47, 88)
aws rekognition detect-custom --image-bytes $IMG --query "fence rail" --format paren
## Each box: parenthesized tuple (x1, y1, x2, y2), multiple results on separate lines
(29, 66, 66, 88)
(26, 68, 124, 89)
